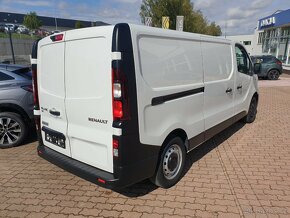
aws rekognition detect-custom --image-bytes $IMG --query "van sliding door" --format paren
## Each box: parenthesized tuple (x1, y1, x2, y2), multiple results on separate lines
(202, 40, 235, 137)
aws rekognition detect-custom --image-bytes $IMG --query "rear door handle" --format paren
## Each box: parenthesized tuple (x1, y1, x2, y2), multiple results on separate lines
(49, 109, 60, 117)
(226, 88, 232, 93)
(237, 85, 243, 90)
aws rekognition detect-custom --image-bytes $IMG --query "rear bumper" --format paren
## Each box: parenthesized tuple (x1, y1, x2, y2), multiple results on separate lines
(37, 145, 119, 189)
(37, 143, 159, 189)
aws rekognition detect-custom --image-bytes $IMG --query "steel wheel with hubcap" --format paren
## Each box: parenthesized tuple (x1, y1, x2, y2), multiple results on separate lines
(268, 70, 280, 80)
(150, 136, 186, 188)
(163, 144, 183, 180)
(0, 112, 27, 148)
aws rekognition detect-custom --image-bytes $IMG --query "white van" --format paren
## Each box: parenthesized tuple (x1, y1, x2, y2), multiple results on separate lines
(31, 23, 260, 189)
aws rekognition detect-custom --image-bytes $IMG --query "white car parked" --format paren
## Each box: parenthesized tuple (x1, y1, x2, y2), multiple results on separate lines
(4, 23, 16, 33)
(32, 24, 260, 189)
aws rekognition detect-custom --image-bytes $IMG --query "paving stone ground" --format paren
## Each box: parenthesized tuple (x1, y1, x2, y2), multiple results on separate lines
(1, 77, 290, 218)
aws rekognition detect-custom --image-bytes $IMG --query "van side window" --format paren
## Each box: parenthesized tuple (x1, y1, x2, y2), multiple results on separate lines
(235, 46, 251, 75)
(0, 72, 14, 81)
(203, 42, 233, 82)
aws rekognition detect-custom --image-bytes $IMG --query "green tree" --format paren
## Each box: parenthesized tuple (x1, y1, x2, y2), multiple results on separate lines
(75, 21, 85, 29)
(140, 0, 222, 36)
(23, 12, 42, 30)
(205, 22, 222, 36)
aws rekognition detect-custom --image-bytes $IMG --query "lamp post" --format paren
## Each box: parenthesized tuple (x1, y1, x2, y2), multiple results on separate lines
(8, 28, 16, 64)
(55, 17, 58, 30)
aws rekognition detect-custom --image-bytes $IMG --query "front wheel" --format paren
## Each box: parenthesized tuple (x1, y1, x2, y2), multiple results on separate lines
(150, 137, 186, 188)
(243, 97, 258, 123)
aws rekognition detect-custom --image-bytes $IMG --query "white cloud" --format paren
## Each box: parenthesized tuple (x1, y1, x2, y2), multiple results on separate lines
(58, 1, 69, 10)
(194, 0, 216, 10)
(250, 0, 273, 10)
(227, 7, 256, 20)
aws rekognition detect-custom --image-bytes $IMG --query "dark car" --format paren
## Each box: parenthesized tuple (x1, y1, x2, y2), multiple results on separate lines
(0, 64, 34, 148)
(250, 55, 283, 80)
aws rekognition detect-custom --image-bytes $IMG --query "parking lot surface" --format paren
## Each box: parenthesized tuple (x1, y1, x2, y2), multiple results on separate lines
(1, 77, 290, 218)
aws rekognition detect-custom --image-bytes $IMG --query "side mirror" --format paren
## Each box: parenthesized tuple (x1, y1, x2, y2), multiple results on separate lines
(253, 63, 261, 74)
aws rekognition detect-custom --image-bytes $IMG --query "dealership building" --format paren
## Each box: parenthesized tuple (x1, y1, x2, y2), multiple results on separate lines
(0, 12, 108, 31)
(227, 9, 290, 67)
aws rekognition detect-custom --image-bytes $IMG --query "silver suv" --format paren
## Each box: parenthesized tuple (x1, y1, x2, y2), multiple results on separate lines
(0, 64, 34, 148)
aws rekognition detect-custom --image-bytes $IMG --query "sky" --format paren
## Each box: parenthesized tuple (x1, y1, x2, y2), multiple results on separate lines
(1, 0, 290, 35)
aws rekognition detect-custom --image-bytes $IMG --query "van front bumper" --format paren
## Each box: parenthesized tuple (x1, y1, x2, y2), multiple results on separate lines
(37, 144, 158, 189)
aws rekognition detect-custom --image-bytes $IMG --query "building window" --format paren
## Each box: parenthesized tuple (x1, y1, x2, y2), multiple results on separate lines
(243, 41, 251, 45)
(258, 32, 264, 44)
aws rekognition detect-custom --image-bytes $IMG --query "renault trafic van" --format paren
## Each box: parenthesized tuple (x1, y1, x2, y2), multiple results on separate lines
(32, 23, 260, 189)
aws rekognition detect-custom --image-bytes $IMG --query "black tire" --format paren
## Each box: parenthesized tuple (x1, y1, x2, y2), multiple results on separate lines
(150, 137, 186, 188)
(267, 69, 280, 80)
(0, 112, 27, 148)
(243, 97, 258, 123)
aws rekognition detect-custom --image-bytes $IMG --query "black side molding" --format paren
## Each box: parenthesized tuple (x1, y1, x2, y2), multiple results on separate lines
(152, 87, 205, 106)
(187, 111, 247, 152)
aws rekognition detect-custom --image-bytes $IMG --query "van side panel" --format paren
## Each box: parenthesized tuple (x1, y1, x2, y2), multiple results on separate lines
(131, 29, 205, 146)
(65, 29, 114, 173)
(38, 40, 71, 157)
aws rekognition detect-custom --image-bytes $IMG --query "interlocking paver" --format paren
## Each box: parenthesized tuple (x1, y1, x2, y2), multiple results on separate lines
(1, 78, 290, 217)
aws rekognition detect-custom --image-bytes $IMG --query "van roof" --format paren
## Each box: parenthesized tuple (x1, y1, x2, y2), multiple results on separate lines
(38, 23, 232, 47)
(127, 23, 231, 43)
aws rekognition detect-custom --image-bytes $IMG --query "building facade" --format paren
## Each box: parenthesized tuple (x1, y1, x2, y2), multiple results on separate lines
(227, 9, 290, 67)
(0, 12, 108, 32)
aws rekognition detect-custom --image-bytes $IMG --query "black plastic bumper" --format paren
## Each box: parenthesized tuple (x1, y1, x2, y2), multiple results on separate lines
(37, 144, 159, 189)
(37, 145, 122, 189)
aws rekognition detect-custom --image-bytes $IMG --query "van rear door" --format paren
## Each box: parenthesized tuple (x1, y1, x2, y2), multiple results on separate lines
(64, 27, 114, 173)
(38, 35, 72, 157)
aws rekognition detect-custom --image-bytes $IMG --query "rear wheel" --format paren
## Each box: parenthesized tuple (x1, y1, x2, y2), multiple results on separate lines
(150, 137, 186, 188)
(0, 112, 27, 148)
(268, 69, 280, 80)
(243, 97, 258, 123)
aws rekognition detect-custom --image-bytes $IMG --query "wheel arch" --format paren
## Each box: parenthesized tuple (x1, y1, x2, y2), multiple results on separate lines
(158, 128, 189, 157)
(267, 68, 282, 75)
(0, 103, 31, 124)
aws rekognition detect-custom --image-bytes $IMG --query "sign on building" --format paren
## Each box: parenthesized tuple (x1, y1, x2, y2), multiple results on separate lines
(162, 16, 170, 29)
(145, 17, 152, 26)
(260, 17, 276, 28)
(176, 16, 184, 31)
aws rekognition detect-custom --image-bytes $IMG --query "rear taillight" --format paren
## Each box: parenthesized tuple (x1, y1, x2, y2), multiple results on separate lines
(113, 100, 123, 119)
(32, 67, 39, 109)
(112, 67, 130, 121)
(276, 60, 282, 65)
(21, 85, 33, 92)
